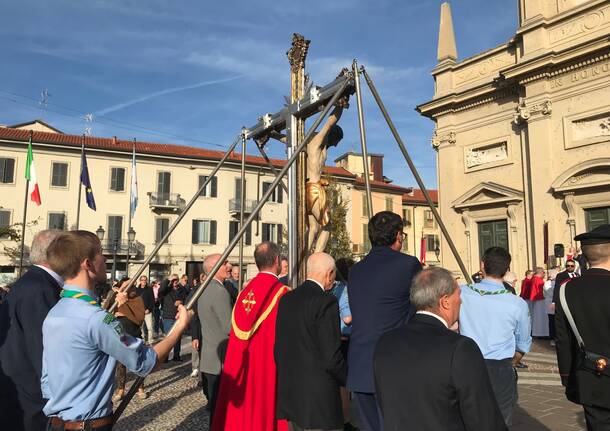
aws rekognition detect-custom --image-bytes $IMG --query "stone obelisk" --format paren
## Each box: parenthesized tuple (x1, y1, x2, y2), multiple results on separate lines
(287, 33, 310, 284)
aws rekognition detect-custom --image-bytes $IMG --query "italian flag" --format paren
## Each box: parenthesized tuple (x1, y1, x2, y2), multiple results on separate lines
(25, 137, 41, 206)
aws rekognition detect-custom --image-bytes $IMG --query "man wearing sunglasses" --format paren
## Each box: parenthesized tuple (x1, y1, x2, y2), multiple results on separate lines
(552, 259, 579, 309)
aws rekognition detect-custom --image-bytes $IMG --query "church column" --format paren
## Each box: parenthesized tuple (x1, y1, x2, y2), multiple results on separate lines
(563, 192, 577, 246)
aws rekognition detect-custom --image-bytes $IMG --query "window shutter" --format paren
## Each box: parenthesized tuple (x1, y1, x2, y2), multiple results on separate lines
(262, 182, 270, 198)
(198, 176, 206, 197)
(210, 220, 217, 244)
(277, 224, 283, 244)
(246, 223, 252, 245)
(262, 223, 269, 242)
(211, 176, 217, 197)
(277, 184, 283, 203)
(192, 220, 199, 244)
(118, 168, 125, 191)
(229, 220, 237, 242)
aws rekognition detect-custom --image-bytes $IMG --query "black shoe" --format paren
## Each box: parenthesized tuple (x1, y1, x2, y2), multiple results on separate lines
(172, 356, 182, 362)
(344, 423, 359, 431)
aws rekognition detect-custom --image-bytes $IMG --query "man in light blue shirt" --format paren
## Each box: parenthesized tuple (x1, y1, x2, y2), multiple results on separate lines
(41, 231, 191, 430)
(460, 246, 531, 428)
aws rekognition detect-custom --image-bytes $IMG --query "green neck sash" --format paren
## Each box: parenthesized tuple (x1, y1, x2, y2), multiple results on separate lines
(467, 284, 511, 296)
(60, 289, 100, 307)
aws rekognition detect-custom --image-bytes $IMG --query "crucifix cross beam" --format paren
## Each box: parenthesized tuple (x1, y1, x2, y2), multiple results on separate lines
(244, 70, 355, 141)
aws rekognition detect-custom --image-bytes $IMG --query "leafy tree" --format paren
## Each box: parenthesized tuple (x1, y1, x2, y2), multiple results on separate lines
(324, 180, 352, 260)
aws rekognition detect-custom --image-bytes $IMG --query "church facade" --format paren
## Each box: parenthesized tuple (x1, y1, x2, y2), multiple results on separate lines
(418, 0, 610, 278)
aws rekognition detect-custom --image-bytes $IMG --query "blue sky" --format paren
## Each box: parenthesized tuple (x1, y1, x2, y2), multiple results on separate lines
(0, 0, 519, 188)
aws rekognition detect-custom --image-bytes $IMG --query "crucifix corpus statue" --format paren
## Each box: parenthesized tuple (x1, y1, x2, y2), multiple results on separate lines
(306, 96, 349, 253)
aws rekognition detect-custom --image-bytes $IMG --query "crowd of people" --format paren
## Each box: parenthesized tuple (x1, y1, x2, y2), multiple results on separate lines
(0, 211, 608, 431)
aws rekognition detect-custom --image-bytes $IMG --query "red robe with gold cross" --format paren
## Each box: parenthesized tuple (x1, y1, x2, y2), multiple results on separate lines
(211, 272, 289, 431)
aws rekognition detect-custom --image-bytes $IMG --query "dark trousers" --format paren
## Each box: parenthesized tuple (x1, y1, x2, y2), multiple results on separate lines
(548, 314, 556, 340)
(162, 319, 180, 359)
(584, 405, 610, 431)
(354, 392, 382, 431)
(202, 372, 220, 426)
(485, 358, 517, 427)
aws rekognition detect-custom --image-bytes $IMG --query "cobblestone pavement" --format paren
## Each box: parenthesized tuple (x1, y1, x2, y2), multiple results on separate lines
(114, 338, 586, 430)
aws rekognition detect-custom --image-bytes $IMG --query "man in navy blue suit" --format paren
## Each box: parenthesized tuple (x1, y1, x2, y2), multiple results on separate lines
(0, 230, 64, 431)
(347, 211, 421, 431)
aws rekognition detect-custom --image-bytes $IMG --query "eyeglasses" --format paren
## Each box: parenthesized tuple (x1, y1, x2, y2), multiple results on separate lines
(399, 231, 407, 238)
(566, 265, 575, 268)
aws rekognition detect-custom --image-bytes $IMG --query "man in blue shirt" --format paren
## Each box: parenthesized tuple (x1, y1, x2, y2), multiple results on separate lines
(41, 231, 191, 430)
(459, 246, 531, 427)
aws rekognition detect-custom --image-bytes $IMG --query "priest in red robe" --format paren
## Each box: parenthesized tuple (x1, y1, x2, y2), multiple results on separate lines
(212, 242, 290, 431)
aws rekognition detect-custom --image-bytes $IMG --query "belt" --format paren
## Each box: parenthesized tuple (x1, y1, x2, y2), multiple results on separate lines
(50, 416, 113, 430)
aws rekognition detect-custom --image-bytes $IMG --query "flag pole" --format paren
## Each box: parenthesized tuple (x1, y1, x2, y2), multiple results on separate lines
(18, 132, 33, 276)
(75, 135, 84, 230)
(125, 139, 135, 278)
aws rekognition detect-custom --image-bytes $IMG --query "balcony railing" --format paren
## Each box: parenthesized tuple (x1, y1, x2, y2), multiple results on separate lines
(101, 239, 145, 257)
(148, 192, 186, 211)
(229, 198, 258, 215)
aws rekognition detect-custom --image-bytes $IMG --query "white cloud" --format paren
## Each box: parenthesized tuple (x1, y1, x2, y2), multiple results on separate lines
(95, 76, 245, 116)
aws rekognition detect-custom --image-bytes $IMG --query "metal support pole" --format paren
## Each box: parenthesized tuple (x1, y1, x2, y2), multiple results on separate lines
(353, 59, 373, 219)
(75, 135, 84, 230)
(238, 131, 246, 291)
(287, 117, 298, 289)
(18, 182, 29, 276)
(362, 67, 472, 284)
(112, 78, 351, 424)
(106, 135, 241, 314)
(255, 143, 288, 194)
(111, 241, 118, 283)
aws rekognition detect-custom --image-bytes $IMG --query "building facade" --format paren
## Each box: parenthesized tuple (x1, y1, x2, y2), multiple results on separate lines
(0, 122, 413, 283)
(418, 0, 610, 278)
(402, 189, 441, 265)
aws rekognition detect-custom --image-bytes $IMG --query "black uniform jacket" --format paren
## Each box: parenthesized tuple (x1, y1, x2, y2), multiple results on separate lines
(374, 313, 508, 431)
(274, 280, 346, 430)
(555, 268, 610, 409)
(0, 265, 62, 429)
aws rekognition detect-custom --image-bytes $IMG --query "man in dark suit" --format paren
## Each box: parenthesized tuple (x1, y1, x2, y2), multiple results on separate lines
(552, 258, 579, 306)
(346, 211, 421, 431)
(374, 267, 507, 431)
(275, 252, 346, 431)
(555, 224, 610, 430)
(0, 230, 63, 431)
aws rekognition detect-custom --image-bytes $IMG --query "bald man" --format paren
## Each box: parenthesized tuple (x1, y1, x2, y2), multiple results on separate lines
(0, 230, 63, 431)
(197, 254, 232, 425)
(275, 253, 347, 431)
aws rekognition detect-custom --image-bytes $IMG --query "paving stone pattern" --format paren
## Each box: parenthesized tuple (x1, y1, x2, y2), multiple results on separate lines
(114, 338, 586, 430)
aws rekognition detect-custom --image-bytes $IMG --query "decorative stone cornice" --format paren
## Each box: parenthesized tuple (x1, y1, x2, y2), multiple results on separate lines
(431, 130, 456, 149)
(513, 99, 552, 125)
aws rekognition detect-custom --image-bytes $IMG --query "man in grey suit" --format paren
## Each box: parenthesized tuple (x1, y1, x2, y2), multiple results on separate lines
(198, 254, 232, 425)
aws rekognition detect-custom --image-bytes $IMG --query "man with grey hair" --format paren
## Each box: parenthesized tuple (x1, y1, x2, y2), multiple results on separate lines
(276, 252, 346, 431)
(197, 253, 232, 426)
(374, 267, 507, 431)
(0, 230, 64, 431)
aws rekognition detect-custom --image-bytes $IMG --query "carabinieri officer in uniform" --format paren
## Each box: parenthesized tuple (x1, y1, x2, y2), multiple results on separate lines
(555, 224, 610, 430)
(40, 230, 192, 431)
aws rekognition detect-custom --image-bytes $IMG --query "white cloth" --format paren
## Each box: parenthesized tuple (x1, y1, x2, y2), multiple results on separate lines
(529, 299, 549, 337)
(543, 280, 555, 315)
(416, 311, 448, 328)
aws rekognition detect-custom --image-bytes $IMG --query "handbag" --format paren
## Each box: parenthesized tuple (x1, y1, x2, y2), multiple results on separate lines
(559, 283, 610, 377)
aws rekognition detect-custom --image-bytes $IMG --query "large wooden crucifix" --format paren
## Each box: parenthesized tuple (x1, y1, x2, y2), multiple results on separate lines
(286, 33, 310, 285)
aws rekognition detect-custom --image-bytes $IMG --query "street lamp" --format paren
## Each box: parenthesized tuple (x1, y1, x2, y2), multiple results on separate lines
(96, 226, 120, 284)
(125, 227, 136, 278)
(435, 245, 441, 262)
